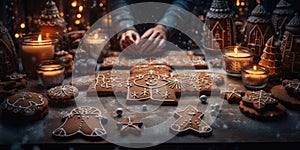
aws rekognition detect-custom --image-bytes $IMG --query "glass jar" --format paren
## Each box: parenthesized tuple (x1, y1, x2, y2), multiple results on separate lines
(36, 60, 65, 89)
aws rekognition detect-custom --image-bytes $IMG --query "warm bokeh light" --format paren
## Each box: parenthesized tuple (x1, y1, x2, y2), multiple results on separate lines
(253, 65, 257, 71)
(71, 1, 77, 7)
(241, 1, 245, 6)
(20, 23, 25, 28)
(76, 14, 82, 18)
(99, 2, 104, 7)
(236, 0, 240, 6)
(15, 33, 20, 38)
(75, 20, 81, 25)
(79, 6, 83, 12)
(60, 12, 64, 17)
(68, 27, 72, 31)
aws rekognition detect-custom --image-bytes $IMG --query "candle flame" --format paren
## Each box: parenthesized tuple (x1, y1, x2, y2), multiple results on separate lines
(234, 47, 238, 54)
(253, 65, 257, 70)
(38, 34, 42, 42)
(94, 33, 99, 39)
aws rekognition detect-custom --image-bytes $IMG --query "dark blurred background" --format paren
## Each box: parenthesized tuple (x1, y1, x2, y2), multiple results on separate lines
(0, 0, 299, 49)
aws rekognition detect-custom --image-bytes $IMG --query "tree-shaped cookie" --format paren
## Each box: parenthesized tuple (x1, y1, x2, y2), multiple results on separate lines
(170, 105, 212, 137)
(52, 106, 107, 140)
(117, 117, 143, 136)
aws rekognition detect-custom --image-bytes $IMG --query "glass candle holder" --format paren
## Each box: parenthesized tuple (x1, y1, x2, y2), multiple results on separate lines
(82, 28, 109, 60)
(241, 64, 269, 90)
(222, 46, 254, 77)
(21, 33, 58, 77)
(36, 60, 65, 89)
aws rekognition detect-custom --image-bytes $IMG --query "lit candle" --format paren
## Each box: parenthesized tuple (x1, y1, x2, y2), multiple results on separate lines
(36, 60, 65, 89)
(241, 64, 269, 90)
(83, 28, 109, 60)
(222, 46, 254, 77)
(21, 34, 57, 77)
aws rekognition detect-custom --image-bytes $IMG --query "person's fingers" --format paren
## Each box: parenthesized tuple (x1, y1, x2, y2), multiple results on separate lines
(149, 39, 166, 55)
(141, 29, 153, 39)
(133, 32, 141, 44)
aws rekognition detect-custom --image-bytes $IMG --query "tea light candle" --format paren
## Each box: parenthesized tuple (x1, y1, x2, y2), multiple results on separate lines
(222, 46, 254, 77)
(21, 34, 57, 77)
(36, 60, 65, 89)
(83, 28, 109, 60)
(241, 64, 269, 90)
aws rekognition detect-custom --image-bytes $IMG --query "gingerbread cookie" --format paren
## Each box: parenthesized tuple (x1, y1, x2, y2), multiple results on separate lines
(170, 105, 212, 137)
(0, 72, 27, 100)
(282, 79, 300, 99)
(126, 70, 178, 105)
(117, 117, 143, 136)
(271, 84, 300, 110)
(69, 75, 95, 90)
(222, 87, 245, 104)
(87, 70, 129, 97)
(47, 85, 79, 105)
(0, 92, 49, 122)
(239, 90, 287, 120)
(170, 72, 224, 96)
(52, 106, 107, 140)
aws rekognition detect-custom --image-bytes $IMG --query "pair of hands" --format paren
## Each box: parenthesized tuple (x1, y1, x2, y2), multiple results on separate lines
(119, 25, 167, 56)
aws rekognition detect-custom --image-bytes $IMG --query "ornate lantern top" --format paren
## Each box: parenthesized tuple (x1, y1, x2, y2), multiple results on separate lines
(248, 3, 270, 24)
(206, 0, 232, 19)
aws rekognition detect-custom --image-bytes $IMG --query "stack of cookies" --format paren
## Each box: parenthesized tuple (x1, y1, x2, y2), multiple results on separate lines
(54, 50, 74, 77)
(271, 79, 300, 110)
(239, 90, 287, 120)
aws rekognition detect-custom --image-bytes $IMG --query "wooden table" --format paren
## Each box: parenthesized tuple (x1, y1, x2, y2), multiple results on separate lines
(1, 55, 300, 150)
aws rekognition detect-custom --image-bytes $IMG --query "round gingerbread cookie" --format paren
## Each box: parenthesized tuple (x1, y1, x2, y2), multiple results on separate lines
(239, 101, 287, 121)
(271, 85, 300, 110)
(47, 85, 79, 104)
(0, 92, 49, 122)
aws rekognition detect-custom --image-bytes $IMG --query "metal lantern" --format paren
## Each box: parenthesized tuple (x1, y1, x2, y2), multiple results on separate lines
(243, 3, 275, 63)
(202, 0, 236, 53)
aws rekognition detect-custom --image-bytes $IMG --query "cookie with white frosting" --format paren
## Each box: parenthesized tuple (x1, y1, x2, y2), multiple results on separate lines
(0, 92, 49, 122)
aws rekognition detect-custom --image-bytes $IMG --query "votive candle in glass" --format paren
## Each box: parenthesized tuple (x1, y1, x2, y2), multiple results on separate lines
(36, 60, 65, 89)
(241, 64, 269, 90)
(222, 46, 254, 77)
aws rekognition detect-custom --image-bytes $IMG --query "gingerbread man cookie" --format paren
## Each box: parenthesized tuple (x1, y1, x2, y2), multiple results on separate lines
(170, 105, 212, 137)
(52, 106, 107, 140)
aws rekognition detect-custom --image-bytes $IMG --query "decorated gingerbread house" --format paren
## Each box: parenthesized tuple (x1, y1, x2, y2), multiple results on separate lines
(202, 0, 236, 53)
(272, 0, 294, 40)
(243, 3, 275, 63)
(281, 13, 300, 79)
(0, 23, 19, 76)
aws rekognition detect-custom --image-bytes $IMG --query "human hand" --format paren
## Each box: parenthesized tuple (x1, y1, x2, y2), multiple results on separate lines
(140, 24, 167, 55)
(119, 30, 140, 50)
